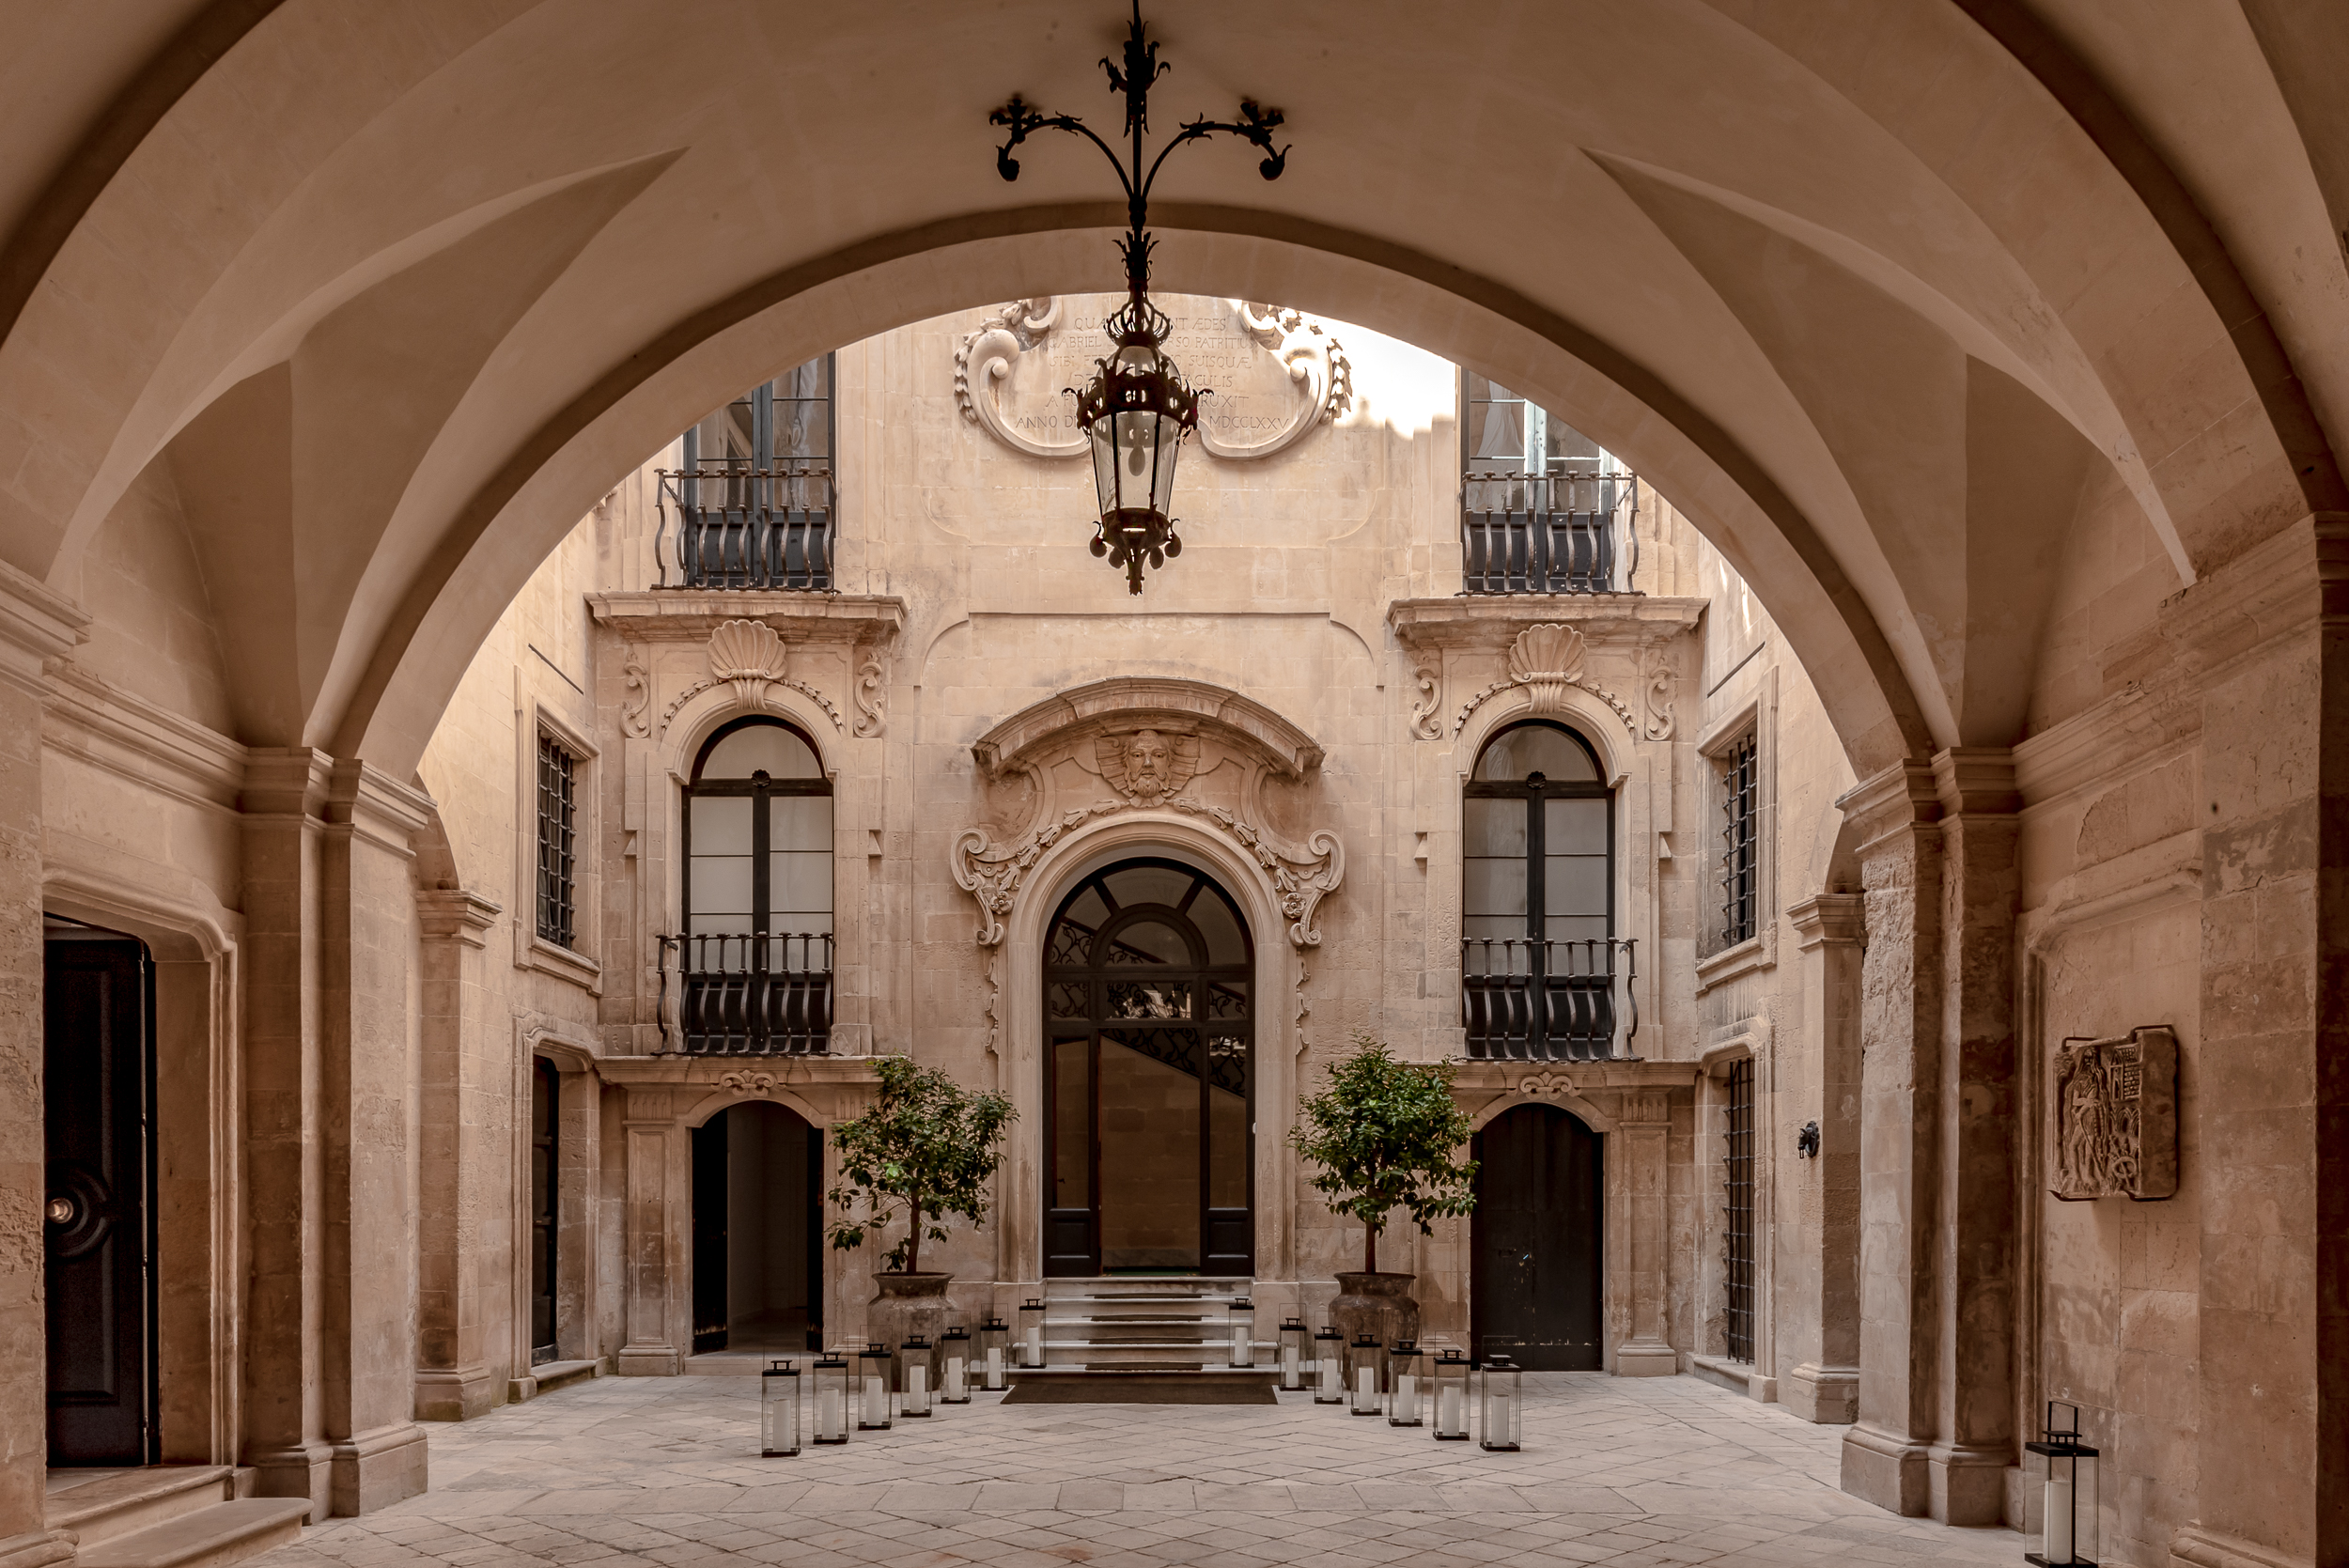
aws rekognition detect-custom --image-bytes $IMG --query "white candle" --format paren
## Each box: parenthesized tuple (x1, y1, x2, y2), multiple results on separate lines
(1356, 1366, 1376, 1404)
(819, 1388, 843, 1437)
(1282, 1345, 1299, 1385)
(909, 1364, 926, 1400)
(1395, 1374, 1415, 1416)
(1439, 1384, 1463, 1432)
(1319, 1357, 1339, 1394)
(2046, 1476, 2075, 1563)
(863, 1374, 886, 1425)
(1487, 1392, 1512, 1444)
(987, 1346, 1003, 1387)
(944, 1357, 966, 1399)
(1025, 1324, 1042, 1366)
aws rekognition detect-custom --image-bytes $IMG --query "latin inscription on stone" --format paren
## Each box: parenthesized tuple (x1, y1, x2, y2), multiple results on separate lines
(2048, 1025, 2177, 1202)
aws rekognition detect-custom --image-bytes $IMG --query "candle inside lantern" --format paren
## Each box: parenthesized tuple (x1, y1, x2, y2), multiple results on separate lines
(944, 1356, 966, 1400)
(988, 1346, 1003, 1386)
(2046, 1475, 2074, 1563)
(1438, 1384, 1463, 1432)
(1025, 1322, 1042, 1366)
(1319, 1357, 1340, 1397)
(1282, 1344, 1299, 1383)
(819, 1388, 843, 1438)
(863, 1374, 887, 1426)
(1487, 1389, 1512, 1444)
(909, 1364, 926, 1398)
(1396, 1373, 1415, 1408)
(1356, 1366, 1376, 1404)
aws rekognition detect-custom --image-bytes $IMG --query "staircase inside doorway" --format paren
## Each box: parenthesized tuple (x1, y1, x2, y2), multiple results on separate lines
(1031, 1277, 1259, 1374)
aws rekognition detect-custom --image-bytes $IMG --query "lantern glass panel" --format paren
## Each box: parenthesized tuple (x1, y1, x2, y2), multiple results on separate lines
(941, 1327, 971, 1404)
(1019, 1299, 1047, 1368)
(1088, 418, 1119, 518)
(812, 1354, 850, 1444)
(1433, 1350, 1471, 1439)
(1314, 1327, 1345, 1404)
(898, 1338, 932, 1418)
(858, 1343, 893, 1430)
(1278, 1319, 1309, 1390)
(1480, 1356, 1522, 1451)
(1348, 1335, 1383, 1416)
(1228, 1298, 1254, 1368)
(1388, 1343, 1424, 1427)
(979, 1318, 1009, 1389)
(761, 1359, 801, 1456)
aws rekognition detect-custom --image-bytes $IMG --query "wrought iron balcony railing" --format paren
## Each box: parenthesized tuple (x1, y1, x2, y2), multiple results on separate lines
(1460, 471, 1640, 596)
(656, 466, 835, 590)
(1460, 937, 1637, 1062)
(657, 932, 834, 1054)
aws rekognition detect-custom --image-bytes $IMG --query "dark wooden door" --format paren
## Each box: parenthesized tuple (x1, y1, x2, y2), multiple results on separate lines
(529, 1061, 558, 1364)
(691, 1113, 728, 1353)
(45, 937, 152, 1465)
(1471, 1104, 1602, 1370)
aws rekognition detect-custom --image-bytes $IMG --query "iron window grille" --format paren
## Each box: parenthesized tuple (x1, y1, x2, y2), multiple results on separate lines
(1723, 1056, 1756, 1362)
(658, 354, 836, 590)
(1459, 372, 1640, 596)
(1719, 730, 1760, 948)
(535, 734, 577, 949)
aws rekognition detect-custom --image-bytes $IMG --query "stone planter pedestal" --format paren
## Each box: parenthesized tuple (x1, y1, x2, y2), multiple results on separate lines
(865, 1272, 952, 1388)
(1329, 1271, 1421, 1382)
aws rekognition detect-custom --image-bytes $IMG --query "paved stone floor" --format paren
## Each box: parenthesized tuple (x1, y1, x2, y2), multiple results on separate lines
(265, 1374, 2017, 1568)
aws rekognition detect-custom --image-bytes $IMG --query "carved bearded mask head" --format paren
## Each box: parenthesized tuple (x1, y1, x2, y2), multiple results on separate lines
(1126, 730, 1173, 800)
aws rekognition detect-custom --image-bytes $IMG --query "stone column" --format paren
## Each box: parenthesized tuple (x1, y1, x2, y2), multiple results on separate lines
(318, 764, 432, 1514)
(1838, 760, 1942, 1516)
(0, 567, 86, 1568)
(1924, 750, 2019, 1525)
(412, 890, 500, 1421)
(1614, 1089, 1676, 1375)
(1784, 893, 1863, 1423)
(617, 1088, 682, 1374)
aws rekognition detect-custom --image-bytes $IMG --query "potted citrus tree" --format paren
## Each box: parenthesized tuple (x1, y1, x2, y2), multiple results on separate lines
(1290, 1031, 1478, 1352)
(827, 1056, 1015, 1374)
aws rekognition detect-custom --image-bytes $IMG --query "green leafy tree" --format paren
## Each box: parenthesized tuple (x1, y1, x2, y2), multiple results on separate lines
(1289, 1032, 1479, 1274)
(826, 1056, 1016, 1275)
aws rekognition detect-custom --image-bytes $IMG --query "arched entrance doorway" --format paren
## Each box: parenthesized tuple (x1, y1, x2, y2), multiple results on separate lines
(689, 1101, 823, 1354)
(1472, 1103, 1602, 1370)
(1042, 858, 1252, 1277)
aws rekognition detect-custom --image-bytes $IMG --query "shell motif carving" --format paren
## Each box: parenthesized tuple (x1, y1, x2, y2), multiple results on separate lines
(1507, 624, 1588, 716)
(707, 618, 787, 711)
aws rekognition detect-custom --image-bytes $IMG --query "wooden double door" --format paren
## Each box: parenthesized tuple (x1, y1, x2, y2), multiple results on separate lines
(1472, 1103, 1603, 1369)
(1042, 860, 1253, 1277)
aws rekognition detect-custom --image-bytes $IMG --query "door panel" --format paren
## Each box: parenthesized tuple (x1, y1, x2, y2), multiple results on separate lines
(530, 1061, 558, 1362)
(691, 1114, 728, 1353)
(1471, 1105, 1602, 1370)
(46, 938, 151, 1466)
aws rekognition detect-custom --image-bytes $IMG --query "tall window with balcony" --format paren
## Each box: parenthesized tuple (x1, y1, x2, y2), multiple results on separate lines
(1461, 722, 1626, 1060)
(535, 733, 578, 948)
(661, 354, 835, 590)
(1461, 374, 1638, 595)
(672, 719, 834, 1053)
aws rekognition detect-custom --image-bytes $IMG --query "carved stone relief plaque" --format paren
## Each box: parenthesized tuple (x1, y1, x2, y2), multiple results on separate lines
(2049, 1026, 2177, 1202)
(957, 293, 1352, 461)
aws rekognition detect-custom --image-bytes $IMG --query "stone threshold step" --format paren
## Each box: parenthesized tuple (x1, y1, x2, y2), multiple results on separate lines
(1012, 1366, 1278, 1385)
(49, 1467, 241, 1549)
(76, 1499, 312, 1568)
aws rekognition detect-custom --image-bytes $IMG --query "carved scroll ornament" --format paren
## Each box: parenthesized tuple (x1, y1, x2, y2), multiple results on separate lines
(952, 798, 1343, 950)
(2049, 1026, 2177, 1202)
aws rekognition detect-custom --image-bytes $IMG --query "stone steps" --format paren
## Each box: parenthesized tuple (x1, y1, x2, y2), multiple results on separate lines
(75, 1500, 313, 1568)
(1034, 1277, 1261, 1371)
(48, 1467, 309, 1568)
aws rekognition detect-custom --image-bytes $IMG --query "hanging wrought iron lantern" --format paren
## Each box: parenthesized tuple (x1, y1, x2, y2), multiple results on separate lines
(989, 3, 1290, 594)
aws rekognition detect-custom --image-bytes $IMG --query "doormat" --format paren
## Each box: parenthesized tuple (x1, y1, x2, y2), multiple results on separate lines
(1003, 1380, 1276, 1405)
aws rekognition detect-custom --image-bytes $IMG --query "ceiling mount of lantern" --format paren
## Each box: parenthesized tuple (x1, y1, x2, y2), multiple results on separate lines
(988, 2, 1291, 594)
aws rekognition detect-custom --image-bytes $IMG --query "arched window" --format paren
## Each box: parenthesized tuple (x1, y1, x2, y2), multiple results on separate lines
(677, 718, 832, 1053)
(1462, 721, 1617, 1061)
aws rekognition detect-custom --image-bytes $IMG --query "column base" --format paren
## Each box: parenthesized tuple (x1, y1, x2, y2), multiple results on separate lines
(0, 1530, 74, 1568)
(616, 1345, 681, 1376)
(1783, 1361, 1859, 1423)
(2170, 1526, 2310, 1568)
(413, 1366, 497, 1422)
(249, 1440, 334, 1517)
(328, 1422, 429, 1517)
(1841, 1421, 1929, 1516)
(1612, 1338, 1677, 1377)
(1923, 1441, 2009, 1527)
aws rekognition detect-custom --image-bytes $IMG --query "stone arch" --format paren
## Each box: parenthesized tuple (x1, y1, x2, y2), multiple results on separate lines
(1466, 1086, 1621, 1139)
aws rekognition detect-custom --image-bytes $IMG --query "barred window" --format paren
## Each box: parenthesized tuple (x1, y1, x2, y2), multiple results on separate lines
(1718, 730, 1759, 947)
(536, 734, 578, 948)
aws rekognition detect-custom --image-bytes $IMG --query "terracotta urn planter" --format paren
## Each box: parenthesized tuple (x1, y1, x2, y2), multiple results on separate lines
(1328, 1271, 1421, 1369)
(864, 1271, 952, 1386)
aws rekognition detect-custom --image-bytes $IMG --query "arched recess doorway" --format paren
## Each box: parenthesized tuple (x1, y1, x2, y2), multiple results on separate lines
(689, 1101, 824, 1354)
(1042, 858, 1252, 1278)
(1472, 1103, 1602, 1370)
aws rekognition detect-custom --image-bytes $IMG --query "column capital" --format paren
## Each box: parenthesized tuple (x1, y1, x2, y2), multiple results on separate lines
(1833, 757, 1938, 847)
(0, 560, 88, 703)
(324, 758, 434, 856)
(414, 889, 501, 947)
(1931, 746, 2019, 815)
(1787, 892, 1865, 950)
(241, 747, 334, 818)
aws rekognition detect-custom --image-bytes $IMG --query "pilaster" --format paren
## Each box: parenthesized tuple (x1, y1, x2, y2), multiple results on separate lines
(1784, 893, 1863, 1425)
(412, 890, 501, 1421)
(617, 1086, 683, 1375)
(1614, 1088, 1676, 1375)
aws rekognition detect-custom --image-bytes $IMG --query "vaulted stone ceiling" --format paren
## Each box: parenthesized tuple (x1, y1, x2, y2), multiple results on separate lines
(0, 0, 2340, 778)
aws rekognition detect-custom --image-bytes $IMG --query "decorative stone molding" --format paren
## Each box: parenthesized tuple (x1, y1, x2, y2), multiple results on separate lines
(2049, 1026, 2178, 1202)
(1518, 1069, 1576, 1098)
(955, 295, 1353, 463)
(1096, 728, 1199, 804)
(971, 676, 1323, 781)
(1408, 667, 1443, 740)
(1449, 624, 1641, 738)
(1641, 651, 1677, 741)
(620, 661, 651, 737)
(717, 1069, 782, 1095)
(415, 889, 501, 949)
(951, 798, 1343, 950)
(853, 658, 887, 738)
(707, 618, 786, 710)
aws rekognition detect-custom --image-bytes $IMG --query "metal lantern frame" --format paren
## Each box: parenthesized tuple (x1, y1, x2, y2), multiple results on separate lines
(1347, 1333, 1384, 1417)
(1479, 1355, 1523, 1452)
(761, 1358, 801, 1457)
(988, 2, 1291, 595)
(941, 1325, 972, 1404)
(812, 1352, 851, 1445)
(1314, 1326, 1346, 1404)
(979, 1317, 1010, 1389)
(1278, 1318, 1310, 1391)
(1227, 1297, 1255, 1368)
(1432, 1349, 1471, 1440)
(2026, 1402, 2101, 1567)
(857, 1343, 894, 1431)
(1387, 1343, 1424, 1428)
(897, 1337, 934, 1419)
(1019, 1297, 1048, 1368)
